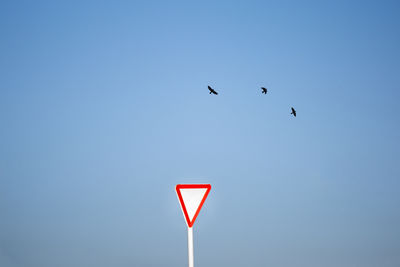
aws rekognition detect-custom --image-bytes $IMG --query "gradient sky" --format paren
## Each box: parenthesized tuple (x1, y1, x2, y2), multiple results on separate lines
(1, 1, 400, 267)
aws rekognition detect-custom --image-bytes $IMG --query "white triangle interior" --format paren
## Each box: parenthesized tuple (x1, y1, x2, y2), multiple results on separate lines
(179, 188, 208, 221)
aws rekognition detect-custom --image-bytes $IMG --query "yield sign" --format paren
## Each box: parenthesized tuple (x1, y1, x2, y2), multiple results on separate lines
(176, 184, 211, 228)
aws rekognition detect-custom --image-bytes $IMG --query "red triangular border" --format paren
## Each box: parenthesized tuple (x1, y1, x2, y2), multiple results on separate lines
(176, 184, 211, 228)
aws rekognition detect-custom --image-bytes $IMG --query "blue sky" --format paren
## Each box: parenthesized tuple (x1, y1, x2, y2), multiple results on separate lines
(1, 1, 400, 266)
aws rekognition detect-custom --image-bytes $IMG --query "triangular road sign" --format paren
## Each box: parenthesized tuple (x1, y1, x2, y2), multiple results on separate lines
(176, 184, 211, 228)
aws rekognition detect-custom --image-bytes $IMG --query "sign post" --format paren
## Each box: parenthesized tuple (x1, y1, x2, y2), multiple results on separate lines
(176, 184, 211, 267)
(187, 227, 194, 267)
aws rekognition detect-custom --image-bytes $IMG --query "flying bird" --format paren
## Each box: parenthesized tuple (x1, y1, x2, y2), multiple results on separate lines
(208, 85, 218, 95)
(291, 107, 296, 117)
(261, 87, 267, 94)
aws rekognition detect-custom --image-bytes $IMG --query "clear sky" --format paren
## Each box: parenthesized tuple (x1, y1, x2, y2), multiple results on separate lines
(1, 0, 400, 266)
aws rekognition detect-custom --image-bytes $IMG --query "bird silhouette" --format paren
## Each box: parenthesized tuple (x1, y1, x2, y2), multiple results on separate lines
(261, 87, 267, 94)
(208, 85, 218, 95)
(291, 107, 296, 117)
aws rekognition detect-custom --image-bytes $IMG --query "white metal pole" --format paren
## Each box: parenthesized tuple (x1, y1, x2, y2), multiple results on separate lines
(187, 227, 194, 267)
